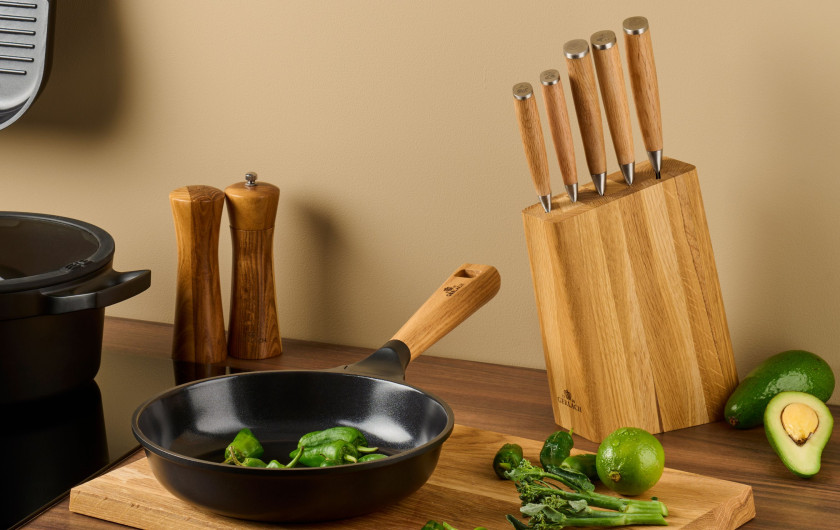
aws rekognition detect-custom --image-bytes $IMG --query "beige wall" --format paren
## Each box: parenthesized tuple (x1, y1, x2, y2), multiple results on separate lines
(2, 1, 838, 404)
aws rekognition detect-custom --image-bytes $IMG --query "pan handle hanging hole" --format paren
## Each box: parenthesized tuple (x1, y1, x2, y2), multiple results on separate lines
(454, 268, 478, 278)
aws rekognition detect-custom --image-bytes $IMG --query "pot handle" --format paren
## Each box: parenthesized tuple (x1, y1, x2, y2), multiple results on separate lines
(391, 263, 500, 361)
(43, 268, 151, 314)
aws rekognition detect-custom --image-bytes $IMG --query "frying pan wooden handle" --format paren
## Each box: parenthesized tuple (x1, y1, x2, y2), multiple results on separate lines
(391, 264, 501, 360)
(170, 185, 227, 363)
(623, 16, 663, 153)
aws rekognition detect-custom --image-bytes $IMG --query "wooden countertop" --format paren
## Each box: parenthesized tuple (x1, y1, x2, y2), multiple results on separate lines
(24, 317, 839, 529)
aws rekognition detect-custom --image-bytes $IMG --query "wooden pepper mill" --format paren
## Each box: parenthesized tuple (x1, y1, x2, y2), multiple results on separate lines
(224, 172, 283, 359)
(169, 185, 227, 363)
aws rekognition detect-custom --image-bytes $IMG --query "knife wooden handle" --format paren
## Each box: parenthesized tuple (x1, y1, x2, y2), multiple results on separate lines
(539, 70, 578, 187)
(225, 174, 283, 359)
(624, 16, 663, 153)
(591, 30, 635, 167)
(564, 39, 607, 177)
(392, 264, 501, 360)
(512, 83, 551, 197)
(170, 185, 227, 364)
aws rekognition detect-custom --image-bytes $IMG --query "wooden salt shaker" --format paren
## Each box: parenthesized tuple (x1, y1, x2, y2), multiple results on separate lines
(224, 172, 283, 359)
(169, 185, 227, 363)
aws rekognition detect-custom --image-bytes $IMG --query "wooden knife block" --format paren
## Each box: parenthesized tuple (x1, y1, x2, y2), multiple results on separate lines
(522, 158, 739, 442)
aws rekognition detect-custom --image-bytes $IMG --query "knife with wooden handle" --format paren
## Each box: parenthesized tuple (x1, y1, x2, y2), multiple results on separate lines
(623, 16, 663, 179)
(513, 82, 552, 212)
(591, 30, 635, 186)
(564, 39, 607, 196)
(539, 69, 578, 202)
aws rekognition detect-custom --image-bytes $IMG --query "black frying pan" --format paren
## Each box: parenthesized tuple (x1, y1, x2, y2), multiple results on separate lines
(132, 263, 500, 522)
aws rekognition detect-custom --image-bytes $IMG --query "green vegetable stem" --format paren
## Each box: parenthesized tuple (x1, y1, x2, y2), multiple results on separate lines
(493, 443, 524, 479)
(265, 446, 305, 469)
(504, 459, 668, 529)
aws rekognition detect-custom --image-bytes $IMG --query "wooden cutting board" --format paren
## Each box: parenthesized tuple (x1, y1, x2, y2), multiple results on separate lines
(69, 424, 755, 529)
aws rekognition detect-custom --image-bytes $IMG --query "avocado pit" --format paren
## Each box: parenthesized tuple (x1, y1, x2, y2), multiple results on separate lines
(780, 402, 819, 445)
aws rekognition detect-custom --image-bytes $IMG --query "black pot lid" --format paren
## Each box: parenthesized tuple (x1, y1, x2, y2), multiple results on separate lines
(0, 212, 115, 294)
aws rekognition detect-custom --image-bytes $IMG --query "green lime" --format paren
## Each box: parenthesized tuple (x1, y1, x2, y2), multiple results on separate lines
(596, 427, 664, 496)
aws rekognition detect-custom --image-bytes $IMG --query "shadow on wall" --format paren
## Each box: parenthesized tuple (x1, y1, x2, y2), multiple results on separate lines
(14, 0, 124, 136)
(283, 199, 346, 340)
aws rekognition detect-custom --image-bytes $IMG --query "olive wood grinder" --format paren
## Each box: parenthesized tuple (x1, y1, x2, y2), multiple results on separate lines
(169, 185, 227, 363)
(224, 172, 283, 359)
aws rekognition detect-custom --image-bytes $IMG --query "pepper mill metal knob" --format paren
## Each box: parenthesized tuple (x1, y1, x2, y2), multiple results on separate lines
(224, 172, 283, 359)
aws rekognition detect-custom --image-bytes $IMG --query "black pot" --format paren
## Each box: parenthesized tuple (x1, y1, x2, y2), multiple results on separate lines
(1, 380, 109, 528)
(0, 212, 151, 403)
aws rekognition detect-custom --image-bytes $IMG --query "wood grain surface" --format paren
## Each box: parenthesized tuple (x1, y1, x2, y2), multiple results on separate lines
(169, 185, 227, 363)
(539, 72, 578, 187)
(225, 179, 283, 359)
(564, 40, 607, 178)
(623, 18, 663, 153)
(522, 159, 738, 441)
(591, 30, 635, 168)
(224, 180, 280, 232)
(392, 264, 501, 360)
(513, 83, 551, 197)
(22, 318, 840, 529)
(68, 424, 755, 529)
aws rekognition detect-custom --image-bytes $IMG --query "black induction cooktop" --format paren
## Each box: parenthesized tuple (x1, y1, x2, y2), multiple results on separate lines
(2, 351, 234, 529)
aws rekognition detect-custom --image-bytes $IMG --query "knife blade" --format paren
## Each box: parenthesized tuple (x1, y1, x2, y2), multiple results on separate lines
(591, 30, 635, 186)
(513, 82, 552, 212)
(539, 69, 578, 202)
(623, 16, 663, 179)
(564, 39, 607, 196)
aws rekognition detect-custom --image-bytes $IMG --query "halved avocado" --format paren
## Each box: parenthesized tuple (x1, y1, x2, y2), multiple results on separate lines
(764, 391, 833, 478)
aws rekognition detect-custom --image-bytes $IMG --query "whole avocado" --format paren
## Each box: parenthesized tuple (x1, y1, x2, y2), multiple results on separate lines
(724, 350, 835, 429)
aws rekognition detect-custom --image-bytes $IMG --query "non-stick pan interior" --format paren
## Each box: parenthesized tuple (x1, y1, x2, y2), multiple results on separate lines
(136, 370, 450, 459)
(132, 370, 454, 522)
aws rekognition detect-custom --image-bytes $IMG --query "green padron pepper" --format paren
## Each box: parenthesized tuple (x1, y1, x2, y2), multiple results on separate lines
(539, 430, 595, 493)
(223, 428, 264, 464)
(290, 439, 360, 467)
(358, 453, 388, 463)
(539, 430, 574, 471)
(492, 443, 524, 479)
(240, 457, 267, 468)
(297, 426, 378, 454)
(561, 453, 598, 481)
